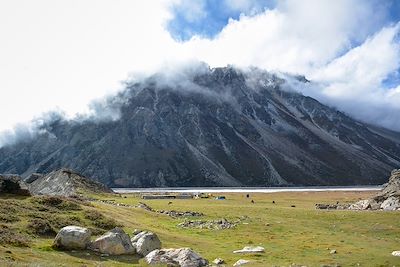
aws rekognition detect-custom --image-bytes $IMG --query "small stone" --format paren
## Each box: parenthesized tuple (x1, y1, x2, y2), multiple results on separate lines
(392, 250, 400, 256)
(330, 249, 337, 254)
(233, 246, 265, 254)
(213, 258, 224, 264)
(133, 229, 142, 235)
(233, 259, 250, 266)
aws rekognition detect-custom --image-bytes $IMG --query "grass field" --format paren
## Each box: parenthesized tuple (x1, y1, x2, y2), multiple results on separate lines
(0, 191, 399, 267)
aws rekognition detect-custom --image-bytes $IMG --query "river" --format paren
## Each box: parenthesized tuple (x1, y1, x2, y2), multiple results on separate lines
(112, 186, 381, 194)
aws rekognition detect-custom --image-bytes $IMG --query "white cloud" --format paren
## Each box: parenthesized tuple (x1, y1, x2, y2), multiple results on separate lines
(0, 0, 399, 138)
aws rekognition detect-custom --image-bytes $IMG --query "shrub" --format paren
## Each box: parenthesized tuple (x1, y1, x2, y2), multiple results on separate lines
(27, 218, 56, 236)
(84, 210, 122, 230)
(31, 196, 82, 211)
(0, 224, 30, 247)
(0, 213, 19, 223)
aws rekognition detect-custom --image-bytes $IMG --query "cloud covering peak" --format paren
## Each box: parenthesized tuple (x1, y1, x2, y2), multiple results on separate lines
(0, 0, 399, 135)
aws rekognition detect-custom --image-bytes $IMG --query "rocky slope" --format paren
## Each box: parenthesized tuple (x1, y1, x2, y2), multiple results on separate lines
(28, 168, 113, 196)
(349, 169, 400, 211)
(0, 66, 400, 187)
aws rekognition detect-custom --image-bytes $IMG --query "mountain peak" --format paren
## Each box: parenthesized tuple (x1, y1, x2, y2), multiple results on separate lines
(0, 67, 399, 187)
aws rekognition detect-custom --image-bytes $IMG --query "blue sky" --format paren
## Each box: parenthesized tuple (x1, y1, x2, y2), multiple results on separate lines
(168, 0, 277, 41)
(168, 0, 400, 42)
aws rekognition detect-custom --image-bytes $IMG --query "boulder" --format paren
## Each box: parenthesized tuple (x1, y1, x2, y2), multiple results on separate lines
(348, 199, 372, 210)
(380, 196, 400, 211)
(233, 259, 250, 266)
(53, 226, 91, 250)
(132, 231, 161, 256)
(131, 230, 149, 243)
(89, 227, 135, 255)
(0, 174, 31, 196)
(233, 246, 265, 254)
(145, 248, 208, 267)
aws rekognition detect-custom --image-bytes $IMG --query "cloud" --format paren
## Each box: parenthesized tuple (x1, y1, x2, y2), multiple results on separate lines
(175, 0, 400, 130)
(305, 23, 400, 130)
(0, 0, 399, 139)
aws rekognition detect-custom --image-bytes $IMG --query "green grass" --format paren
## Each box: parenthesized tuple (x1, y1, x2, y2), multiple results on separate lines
(0, 191, 399, 266)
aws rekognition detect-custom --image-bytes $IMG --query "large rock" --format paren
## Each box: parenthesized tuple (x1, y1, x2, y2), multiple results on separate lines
(132, 231, 161, 256)
(89, 227, 135, 255)
(380, 196, 400, 211)
(145, 248, 208, 267)
(0, 174, 31, 196)
(53, 226, 91, 250)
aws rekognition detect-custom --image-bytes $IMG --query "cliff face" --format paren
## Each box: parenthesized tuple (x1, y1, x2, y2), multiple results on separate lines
(1, 67, 400, 187)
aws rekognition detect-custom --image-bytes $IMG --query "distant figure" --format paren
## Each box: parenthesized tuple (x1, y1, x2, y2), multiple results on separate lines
(272, 200, 275, 204)
(168, 201, 173, 205)
(246, 194, 250, 198)
(336, 201, 339, 204)
(251, 200, 255, 204)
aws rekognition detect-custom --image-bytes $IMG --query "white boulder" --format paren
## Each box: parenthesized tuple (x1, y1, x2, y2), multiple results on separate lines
(134, 232, 161, 256)
(53, 226, 91, 250)
(89, 227, 135, 255)
(145, 248, 208, 267)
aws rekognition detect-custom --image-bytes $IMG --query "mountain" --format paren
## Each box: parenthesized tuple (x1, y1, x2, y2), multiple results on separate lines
(1, 66, 400, 187)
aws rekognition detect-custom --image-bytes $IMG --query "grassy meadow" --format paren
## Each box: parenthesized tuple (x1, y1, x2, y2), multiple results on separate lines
(0, 190, 399, 266)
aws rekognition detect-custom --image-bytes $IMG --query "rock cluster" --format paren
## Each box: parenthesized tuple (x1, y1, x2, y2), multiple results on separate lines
(316, 169, 400, 211)
(178, 218, 237, 230)
(53, 226, 207, 266)
(137, 202, 204, 218)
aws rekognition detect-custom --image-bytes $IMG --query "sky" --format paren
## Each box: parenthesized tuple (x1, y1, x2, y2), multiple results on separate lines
(0, 0, 400, 141)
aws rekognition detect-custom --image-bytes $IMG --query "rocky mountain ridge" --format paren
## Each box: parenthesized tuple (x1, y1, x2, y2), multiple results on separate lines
(0, 66, 399, 187)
